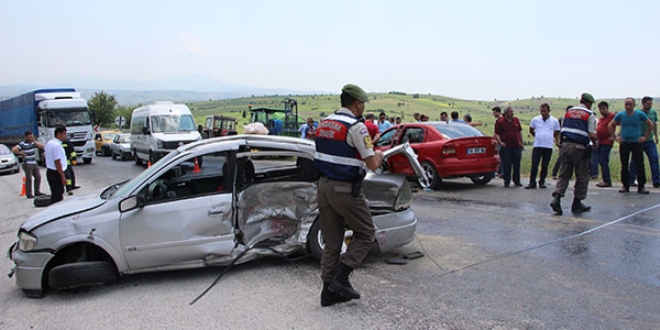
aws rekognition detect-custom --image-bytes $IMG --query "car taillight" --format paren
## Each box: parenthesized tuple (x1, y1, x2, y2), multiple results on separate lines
(441, 146, 456, 156)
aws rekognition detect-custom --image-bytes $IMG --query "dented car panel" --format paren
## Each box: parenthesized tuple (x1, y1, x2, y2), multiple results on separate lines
(8, 135, 425, 297)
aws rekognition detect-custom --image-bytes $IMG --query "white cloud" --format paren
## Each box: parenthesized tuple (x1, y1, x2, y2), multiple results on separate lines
(175, 32, 206, 57)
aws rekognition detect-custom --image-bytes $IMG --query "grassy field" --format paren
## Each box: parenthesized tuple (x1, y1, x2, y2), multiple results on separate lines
(184, 92, 653, 183)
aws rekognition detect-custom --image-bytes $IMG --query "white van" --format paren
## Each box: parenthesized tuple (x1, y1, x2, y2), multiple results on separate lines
(130, 101, 201, 165)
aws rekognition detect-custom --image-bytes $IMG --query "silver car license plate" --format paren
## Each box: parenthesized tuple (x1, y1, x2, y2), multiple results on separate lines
(467, 147, 486, 155)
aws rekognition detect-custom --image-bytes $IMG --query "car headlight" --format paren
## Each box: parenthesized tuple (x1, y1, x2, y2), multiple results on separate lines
(18, 232, 37, 252)
(157, 139, 164, 149)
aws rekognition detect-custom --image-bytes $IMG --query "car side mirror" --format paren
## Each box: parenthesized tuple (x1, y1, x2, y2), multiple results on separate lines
(119, 196, 145, 212)
(142, 127, 150, 135)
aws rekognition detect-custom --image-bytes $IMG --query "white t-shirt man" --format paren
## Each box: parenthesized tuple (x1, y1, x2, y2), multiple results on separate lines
(530, 115, 560, 149)
(45, 138, 68, 172)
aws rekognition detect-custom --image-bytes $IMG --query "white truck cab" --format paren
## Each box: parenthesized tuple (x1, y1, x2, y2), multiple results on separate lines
(35, 91, 95, 164)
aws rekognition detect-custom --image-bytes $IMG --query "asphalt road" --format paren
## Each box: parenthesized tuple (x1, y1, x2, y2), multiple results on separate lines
(0, 156, 659, 330)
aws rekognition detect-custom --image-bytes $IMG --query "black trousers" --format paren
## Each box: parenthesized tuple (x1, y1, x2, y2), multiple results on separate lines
(619, 142, 645, 189)
(529, 147, 553, 184)
(47, 169, 64, 204)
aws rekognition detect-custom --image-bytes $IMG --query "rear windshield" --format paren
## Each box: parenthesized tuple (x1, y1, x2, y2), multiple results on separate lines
(430, 122, 484, 138)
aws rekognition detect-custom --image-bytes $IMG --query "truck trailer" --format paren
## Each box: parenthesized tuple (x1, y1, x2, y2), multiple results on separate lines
(0, 88, 95, 164)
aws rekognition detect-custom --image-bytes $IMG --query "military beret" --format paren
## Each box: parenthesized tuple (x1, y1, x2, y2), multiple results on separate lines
(342, 84, 369, 103)
(581, 93, 595, 104)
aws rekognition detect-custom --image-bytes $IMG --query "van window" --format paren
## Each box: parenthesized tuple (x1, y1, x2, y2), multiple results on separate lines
(151, 114, 196, 133)
(131, 116, 146, 134)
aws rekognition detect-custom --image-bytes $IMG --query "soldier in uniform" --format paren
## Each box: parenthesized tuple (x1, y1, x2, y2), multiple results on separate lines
(551, 93, 598, 215)
(314, 84, 384, 307)
(62, 138, 80, 195)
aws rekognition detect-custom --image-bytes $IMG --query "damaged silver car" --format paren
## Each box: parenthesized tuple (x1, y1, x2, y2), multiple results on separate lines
(8, 135, 428, 297)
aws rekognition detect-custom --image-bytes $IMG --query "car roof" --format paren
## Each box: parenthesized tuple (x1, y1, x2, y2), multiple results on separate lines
(179, 134, 316, 157)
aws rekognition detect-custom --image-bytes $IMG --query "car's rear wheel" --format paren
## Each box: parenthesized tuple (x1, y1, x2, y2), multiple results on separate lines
(421, 161, 441, 190)
(48, 261, 118, 290)
(307, 219, 352, 262)
(470, 173, 495, 185)
(102, 146, 111, 156)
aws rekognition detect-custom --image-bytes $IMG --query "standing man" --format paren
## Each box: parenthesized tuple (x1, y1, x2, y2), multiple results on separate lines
(551, 105, 573, 179)
(495, 106, 523, 187)
(451, 111, 466, 123)
(628, 96, 659, 188)
(608, 97, 653, 194)
(594, 101, 616, 187)
(298, 117, 317, 140)
(412, 112, 421, 122)
(12, 131, 46, 199)
(363, 113, 380, 141)
(62, 138, 80, 195)
(440, 111, 449, 123)
(526, 103, 560, 189)
(314, 84, 384, 307)
(45, 125, 68, 204)
(377, 111, 392, 132)
(492, 107, 504, 178)
(551, 94, 598, 215)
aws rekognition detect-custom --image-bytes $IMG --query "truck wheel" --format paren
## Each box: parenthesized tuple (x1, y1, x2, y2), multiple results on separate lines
(83, 158, 92, 164)
(48, 261, 118, 290)
(134, 150, 143, 165)
(34, 195, 52, 208)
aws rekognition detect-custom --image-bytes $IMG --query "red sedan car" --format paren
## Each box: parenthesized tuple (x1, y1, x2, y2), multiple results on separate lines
(375, 121, 500, 189)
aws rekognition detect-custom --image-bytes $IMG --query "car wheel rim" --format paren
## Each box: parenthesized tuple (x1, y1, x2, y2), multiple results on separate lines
(422, 163, 435, 185)
(317, 229, 353, 254)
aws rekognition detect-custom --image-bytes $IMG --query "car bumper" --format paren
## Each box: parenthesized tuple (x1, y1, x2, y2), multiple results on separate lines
(437, 157, 499, 177)
(373, 208, 417, 253)
(0, 163, 19, 173)
(8, 242, 53, 291)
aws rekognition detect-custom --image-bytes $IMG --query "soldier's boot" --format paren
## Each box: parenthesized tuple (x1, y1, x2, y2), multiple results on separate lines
(550, 194, 562, 215)
(329, 263, 361, 299)
(321, 282, 352, 307)
(571, 198, 592, 213)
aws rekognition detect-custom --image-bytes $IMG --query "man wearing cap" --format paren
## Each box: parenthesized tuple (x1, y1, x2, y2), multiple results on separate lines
(314, 84, 384, 307)
(607, 97, 653, 194)
(551, 93, 598, 215)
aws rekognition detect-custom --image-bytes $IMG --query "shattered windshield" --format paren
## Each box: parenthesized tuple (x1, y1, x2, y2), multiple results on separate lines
(46, 109, 91, 127)
(151, 114, 197, 133)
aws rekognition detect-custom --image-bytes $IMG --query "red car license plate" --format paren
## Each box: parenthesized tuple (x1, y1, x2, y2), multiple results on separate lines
(467, 147, 486, 155)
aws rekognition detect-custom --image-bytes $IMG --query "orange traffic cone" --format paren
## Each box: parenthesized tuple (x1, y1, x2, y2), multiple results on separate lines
(147, 160, 151, 168)
(19, 176, 26, 197)
(193, 157, 201, 173)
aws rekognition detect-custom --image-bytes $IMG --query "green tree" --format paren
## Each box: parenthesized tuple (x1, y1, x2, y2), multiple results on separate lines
(88, 91, 118, 127)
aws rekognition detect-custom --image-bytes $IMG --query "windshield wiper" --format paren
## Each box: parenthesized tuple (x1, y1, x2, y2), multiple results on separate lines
(102, 179, 130, 199)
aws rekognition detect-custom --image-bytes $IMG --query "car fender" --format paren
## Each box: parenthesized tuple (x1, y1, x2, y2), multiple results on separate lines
(50, 233, 128, 274)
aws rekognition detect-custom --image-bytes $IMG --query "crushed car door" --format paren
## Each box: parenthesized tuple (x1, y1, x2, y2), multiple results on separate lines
(119, 152, 236, 271)
(234, 149, 318, 249)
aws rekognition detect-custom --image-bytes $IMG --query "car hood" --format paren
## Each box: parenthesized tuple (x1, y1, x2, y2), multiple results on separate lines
(21, 193, 105, 231)
(0, 154, 16, 162)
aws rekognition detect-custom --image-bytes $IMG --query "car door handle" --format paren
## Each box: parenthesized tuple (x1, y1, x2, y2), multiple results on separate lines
(208, 207, 226, 216)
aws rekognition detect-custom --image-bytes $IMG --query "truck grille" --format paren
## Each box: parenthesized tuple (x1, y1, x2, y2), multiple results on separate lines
(67, 132, 87, 140)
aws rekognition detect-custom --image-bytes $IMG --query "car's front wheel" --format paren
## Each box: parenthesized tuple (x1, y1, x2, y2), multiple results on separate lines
(307, 219, 352, 262)
(48, 261, 118, 291)
(421, 161, 441, 190)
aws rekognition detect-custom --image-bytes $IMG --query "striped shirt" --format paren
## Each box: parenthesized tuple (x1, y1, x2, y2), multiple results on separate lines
(16, 141, 38, 164)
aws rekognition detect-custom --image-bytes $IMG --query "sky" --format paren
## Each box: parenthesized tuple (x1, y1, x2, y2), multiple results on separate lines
(1, 0, 658, 101)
